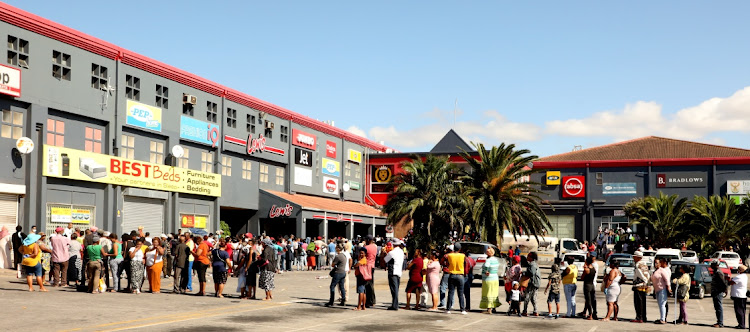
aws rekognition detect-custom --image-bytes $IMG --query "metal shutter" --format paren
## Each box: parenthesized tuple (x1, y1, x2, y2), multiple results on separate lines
(122, 196, 164, 236)
(0, 194, 18, 231)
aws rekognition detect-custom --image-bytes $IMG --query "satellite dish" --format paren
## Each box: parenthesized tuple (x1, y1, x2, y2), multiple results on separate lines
(343, 183, 350, 192)
(171, 145, 185, 158)
(15, 137, 34, 154)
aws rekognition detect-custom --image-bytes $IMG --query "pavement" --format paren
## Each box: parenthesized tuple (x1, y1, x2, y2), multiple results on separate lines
(0, 264, 738, 331)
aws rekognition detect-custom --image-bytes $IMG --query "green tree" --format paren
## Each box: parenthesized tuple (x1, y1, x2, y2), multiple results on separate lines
(382, 154, 466, 251)
(459, 142, 551, 245)
(219, 220, 232, 238)
(624, 192, 688, 248)
(686, 195, 750, 253)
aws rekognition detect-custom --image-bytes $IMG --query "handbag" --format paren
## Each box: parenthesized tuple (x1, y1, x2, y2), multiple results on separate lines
(519, 275, 530, 288)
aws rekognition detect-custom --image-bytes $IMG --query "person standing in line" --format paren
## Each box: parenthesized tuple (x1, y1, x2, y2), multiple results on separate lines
(403, 249, 424, 310)
(438, 245, 453, 308)
(99, 232, 112, 290)
(601, 260, 623, 321)
(425, 250, 442, 311)
(163, 234, 173, 278)
(581, 256, 598, 320)
(544, 263, 562, 318)
(384, 238, 405, 311)
(185, 232, 195, 292)
(20, 233, 46, 292)
(259, 238, 277, 301)
(561, 255, 578, 318)
(128, 238, 146, 294)
(729, 265, 747, 329)
(651, 258, 672, 324)
(505, 255, 523, 304)
(522, 252, 541, 316)
(67, 233, 83, 287)
(172, 235, 189, 294)
(191, 235, 210, 296)
(105, 233, 122, 292)
(211, 239, 230, 298)
(631, 251, 650, 323)
(672, 264, 691, 325)
(49, 227, 70, 287)
(85, 234, 106, 293)
(479, 247, 501, 314)
(246, 239, 259, 300)
(145, 237, 165, 294)
(352, 247, 371, 311)
(364, 235, 378, 307)
(340, 242, 353, 303)
(710, 260, 728, 328)
(326, 243, 347, 307)
(462, 249, 476, 312)
(444, 242, 467, 315)
(327, 239, 336, 269)
(11, 225, 25, 273)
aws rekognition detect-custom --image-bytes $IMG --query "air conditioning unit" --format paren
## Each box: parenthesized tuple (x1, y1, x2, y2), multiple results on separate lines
(183, 94, 197, 105)
(265, 120, 274, 130)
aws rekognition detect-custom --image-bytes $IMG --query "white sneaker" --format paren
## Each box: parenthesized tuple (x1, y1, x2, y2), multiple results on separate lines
(461, 311, 467, 315)
(446, 311, 452, 314)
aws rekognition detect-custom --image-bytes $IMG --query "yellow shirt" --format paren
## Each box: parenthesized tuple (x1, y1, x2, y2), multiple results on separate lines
(562, 264, 578, 284)
(446, 253, 465, 275)
(21, 243, 41, 267)
(187, 240, 195, 262)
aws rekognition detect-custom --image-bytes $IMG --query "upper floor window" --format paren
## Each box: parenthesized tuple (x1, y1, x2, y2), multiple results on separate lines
(259, 164, 269, 183)
(221, 156, 232, 176)
(206, 101, 217, 123)
(120, 134, 135, 159)
(156, 84, 168, 108)
(7, 36, 29, 68)
(344, 162, 352, 177)
(355, 165, 361, 179)
(246, 114, 256, 133)
(46, 119, 65, 147)
(126, 75, 140, 101)
(84, 127, 102, 153)
(275, 167, 284, 186)
(91, 64, 108, 90)
(177, 147, 190, 169)
(280, 125, 288, 143)
(1, 109, 23, 139)
(52, 50, 71, 81)
(226, 108, 237, 128)
(149, 140, 164, 164)
(242, 160, 252, 180)
(201, 151, 213, 173)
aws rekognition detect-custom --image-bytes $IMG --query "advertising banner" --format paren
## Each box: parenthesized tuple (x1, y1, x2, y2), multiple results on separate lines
(126, 100, 162, 132)
(726, 180, 750, 195)
(602, 182, 637, 195)
(50, 206, 93, 224)
(656, 172, 707, 188)
(326, 141, 337, 158)
(321, 158, 340, 177)
(294, 166, 312, 187)
(291, 128, 316, 150)
(322, 176, 339, 195)
(43, 145, 221, 197)
(562, 176, 585, 198)
(346, 181, 361, 190)
(294, 148, 312, 167)
(348, 149, 362, 164)
(180, 214, 194, 228)
(546, 171, 561, 185)
(180, 115, 220, 148)
(0, 64, 21, 97)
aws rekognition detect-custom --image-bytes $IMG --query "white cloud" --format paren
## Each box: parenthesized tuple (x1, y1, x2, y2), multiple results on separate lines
(346, 125, 368, 139)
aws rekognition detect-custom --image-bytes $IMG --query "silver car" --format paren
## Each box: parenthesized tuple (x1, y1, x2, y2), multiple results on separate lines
(456, 242, 508, 282)
(681, 250, 699, 264)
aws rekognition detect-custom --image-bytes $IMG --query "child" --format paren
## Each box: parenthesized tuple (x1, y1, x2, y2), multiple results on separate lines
(353, 248, 372, 311)
(544, 263, 562, 319)
(509, 281, 521, 316)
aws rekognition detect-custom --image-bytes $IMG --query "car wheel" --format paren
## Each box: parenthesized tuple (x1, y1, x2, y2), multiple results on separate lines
(697, 285, 705, 299)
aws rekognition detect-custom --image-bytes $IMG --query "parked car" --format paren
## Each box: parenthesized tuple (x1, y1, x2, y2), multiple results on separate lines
(562, 253, 586, 280)
(456, 242, 508, 282)
(641, 249, 657, 268)
(681, 250, 699, 264)
(605, 253, 632, 263)
(703, 259, 732, 281)
(654, 248, 683, 266)
(711, 251, 741, 271)
(604, 257, 635, 283)
(670, 261, 712, 299)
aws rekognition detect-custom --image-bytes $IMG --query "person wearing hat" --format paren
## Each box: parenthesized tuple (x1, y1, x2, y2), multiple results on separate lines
(20, 233, 46, 292)
(631, 250, 650, 323)
(50, 226, 70, 287)
(383, 238, 405, 310)
(730, 265, 748, 328)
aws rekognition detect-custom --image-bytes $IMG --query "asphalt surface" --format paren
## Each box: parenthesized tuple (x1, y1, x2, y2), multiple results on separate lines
(0, 263, 738, 331)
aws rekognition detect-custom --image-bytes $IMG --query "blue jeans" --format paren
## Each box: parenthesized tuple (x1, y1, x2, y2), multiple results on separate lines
(447, 274, 465, 311)
(564, 283, 577, 317)
(438, 273, 450, 307)
(713, 293, 725, 326)
(328, 272, 346, 304)
(463, 274, 473, 311)
(656, 289, 668, 321)
(388, 274, 400, 309)
(187, 261, 193, 291)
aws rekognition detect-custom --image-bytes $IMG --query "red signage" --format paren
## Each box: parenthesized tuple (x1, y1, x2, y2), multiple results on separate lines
(222, 134, 285, 156)
(326, 141, 336, 158)
(269, 204, 294, 218)
(292, 129, 317, 149)
(325, 178, 337, 193)
(562, 176, 585, 198)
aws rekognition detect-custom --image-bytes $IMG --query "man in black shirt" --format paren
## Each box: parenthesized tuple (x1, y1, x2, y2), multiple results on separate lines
(711, 260, 729, 328)
(10, 225, 25, 270)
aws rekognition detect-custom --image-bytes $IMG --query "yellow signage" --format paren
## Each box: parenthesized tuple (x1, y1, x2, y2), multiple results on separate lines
(373, 165, 392, 183)
(348, 149, 362, 164)
(194, 215, 207, 229)
(50, 206, 92, 224)
(546, 171, 561, 185)
(42, 145, 221, 197)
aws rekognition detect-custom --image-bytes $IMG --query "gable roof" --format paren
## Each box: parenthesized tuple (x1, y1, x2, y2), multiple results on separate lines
(539, 136, 750, 162)
(430, 129, 474, 153)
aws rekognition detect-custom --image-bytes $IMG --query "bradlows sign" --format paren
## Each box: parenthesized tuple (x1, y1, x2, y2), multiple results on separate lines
(656, 172, 706, 188)
(562, 176, 585, 198)
(292, 129, 316, 149)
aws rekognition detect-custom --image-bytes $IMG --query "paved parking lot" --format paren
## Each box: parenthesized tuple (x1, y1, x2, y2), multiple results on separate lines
(0, 265, 737, 331)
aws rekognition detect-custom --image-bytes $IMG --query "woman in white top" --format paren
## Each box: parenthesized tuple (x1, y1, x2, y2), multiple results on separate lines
(145, 237, 165, 294)
(128, 238, 145, 294)
(602, 260, 623, 321)
(730, 265, 748, 329)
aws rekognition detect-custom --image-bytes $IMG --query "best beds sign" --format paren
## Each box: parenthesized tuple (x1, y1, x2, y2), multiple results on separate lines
(0, 64, 21, 97)
(126, 100, 162, 132)
(42, 145, 221, 197)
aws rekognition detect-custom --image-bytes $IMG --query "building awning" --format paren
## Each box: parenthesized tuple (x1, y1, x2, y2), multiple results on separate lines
(260, 190, 385, 222)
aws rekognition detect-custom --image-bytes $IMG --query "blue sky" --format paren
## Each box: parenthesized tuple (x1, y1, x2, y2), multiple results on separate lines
(8, 1, 750, 157)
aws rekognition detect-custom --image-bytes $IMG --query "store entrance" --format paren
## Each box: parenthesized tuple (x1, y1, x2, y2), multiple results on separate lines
(260, 218, 295, 238)
(220, 208, 254, 237)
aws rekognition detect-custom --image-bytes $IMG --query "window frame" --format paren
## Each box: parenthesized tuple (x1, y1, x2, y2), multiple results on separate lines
(52, 50, 71, 81)
(177, 147, 190, 169)
(259, 164, 269, 183)
(120, 134, 135, 159)
(221, 155, 232, 176)
(84, 126, 103, 153)
(149, 140, 164, 164)
(201, 151, 213, 173)
(242, 160, 252, 180)
(206, 101, 218, 123)
(46, 118, 65, 147)
(156, 84, 169, 108)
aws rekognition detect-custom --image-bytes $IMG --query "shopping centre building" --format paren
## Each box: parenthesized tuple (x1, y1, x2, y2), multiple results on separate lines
(0, 3, 388, 240)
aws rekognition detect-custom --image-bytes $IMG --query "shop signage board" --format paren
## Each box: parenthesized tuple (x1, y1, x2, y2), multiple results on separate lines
(294, 166, 312, 187)
(727, 180, 750, 195)
(326, 141, 337, 158)
(656, 172, 706, 188)
(294, 148, 312, 167)
(348, 149, 362, 164)
(43, 145, 221, 197)
(321, 158, 340, 177)
(291, 129, 316, 150)
(562, 176, 585, 198)
(126, 100, 162, 132)
(346, 181, 361, 190)
(371, 165, 393, 193)
(546, 171, 561, 185)
(269, 204, 294, 218)
(602, 182, 637, 195)
(180, 214, 207, 228)
(180, 115, 220, 148)
(322, 176, 339, 195)
(0, 64, 21, 97)
(50, 206, 93, 224)
(224, 134, 285, 156)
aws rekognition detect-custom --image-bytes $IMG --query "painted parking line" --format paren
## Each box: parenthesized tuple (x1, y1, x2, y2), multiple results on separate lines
(288, 313, 377, 332)
(457, 318, 487, 328)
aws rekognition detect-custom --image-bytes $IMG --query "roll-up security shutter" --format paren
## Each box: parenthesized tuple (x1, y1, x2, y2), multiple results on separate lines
(0, 193, 18, 231)
(123, 196, 164, 236)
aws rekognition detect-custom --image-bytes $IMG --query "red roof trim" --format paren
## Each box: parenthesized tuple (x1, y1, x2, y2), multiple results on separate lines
(0, 2, 390, 152)
(534, 157, 750, 169)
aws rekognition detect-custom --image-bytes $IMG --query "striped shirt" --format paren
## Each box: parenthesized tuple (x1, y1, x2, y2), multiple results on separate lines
(481, 256, 500, 282)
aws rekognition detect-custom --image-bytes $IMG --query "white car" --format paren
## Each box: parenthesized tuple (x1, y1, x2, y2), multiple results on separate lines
(712, 251, 741, 271)
(641, 249, 656, 267)
(562, 253, 586, 280)
(681, 250, 699, 264)
(456, 242, 508, 281)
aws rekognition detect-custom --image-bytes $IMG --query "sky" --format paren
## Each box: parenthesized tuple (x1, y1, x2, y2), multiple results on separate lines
(7, 1, 750, 157)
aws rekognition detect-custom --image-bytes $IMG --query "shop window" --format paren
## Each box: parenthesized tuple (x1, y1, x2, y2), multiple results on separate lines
(46, 119, 65, 147)
(259, 164, 269, 183)
(246, 114, 256, 133)
(156, 84, 168, 108)
(226, 108, 237, 128)
(355, 165, 361, 179)
(1, 109, 23, 139)
(596, 172, 603, 186)
(52, 50, 71, 81)
(275, 167, 284, 186)
(120, 134, 135, 159)
(201, 151, 213, 172)
(149, 140, 164, 164)
(345, 162, 352, 177)
(177, 147, 190, 169)
(221, 156, 232, 176)
(242, 160, 252, 180)
(91, 63, 108, 90)
(7, 35, 29, 68)
(280, 125, 288, 143)
(126, 74, 140, 101)
(206, 101, 217, 123)
(84, 127, 102, 153)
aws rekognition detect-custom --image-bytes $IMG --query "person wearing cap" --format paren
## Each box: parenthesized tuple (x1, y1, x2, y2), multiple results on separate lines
(85, 234, 107, 293)
(710, 259, 728, 327)
(729, 265, 748, 328)
(383, 238, 405, 310)
(631, 250, 650, 323)
(444, 242, 467, 315)
(50, 226, 70, 287)
(20, 233, 46, 292)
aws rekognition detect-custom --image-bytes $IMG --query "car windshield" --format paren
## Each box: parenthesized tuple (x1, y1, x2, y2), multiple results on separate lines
(719, 262, 729, 268)
(682, 251, 696, 257)
(615, 259, 634, 267)
(643, 252, 656, 257)
(723, 253, 740, 259)
(567, 255, 585, 262)
(563, 241, 579, 251)
(458, 243, 488, 257)
(656, 255, 680, 262)
(711, 253, 720, 258)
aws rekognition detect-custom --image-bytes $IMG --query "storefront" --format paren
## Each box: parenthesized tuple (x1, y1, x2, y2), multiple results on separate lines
(0, 184, 24, 232)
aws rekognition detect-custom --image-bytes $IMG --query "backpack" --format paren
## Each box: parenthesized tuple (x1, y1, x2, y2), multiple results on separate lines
(676, 282, 688, 299)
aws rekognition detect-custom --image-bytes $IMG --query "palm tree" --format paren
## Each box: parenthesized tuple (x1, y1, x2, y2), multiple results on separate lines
(623, 193, 689, 248)
(382, 154, 466, 251)
(459, 142, 551, 245)
(686, 195, 750, 252)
